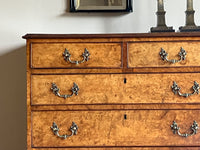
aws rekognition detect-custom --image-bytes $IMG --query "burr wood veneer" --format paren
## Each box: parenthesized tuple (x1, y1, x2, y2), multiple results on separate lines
(23, 32, 200, 150)
(32, 110, 200, 147)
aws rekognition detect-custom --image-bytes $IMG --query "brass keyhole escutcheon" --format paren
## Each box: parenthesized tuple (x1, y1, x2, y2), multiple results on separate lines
(124, 114, 127, 120)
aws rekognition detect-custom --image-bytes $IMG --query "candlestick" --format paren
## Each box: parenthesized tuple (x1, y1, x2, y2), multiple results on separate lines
(179, 0, 200, 32)
(151, 0, 174, 32)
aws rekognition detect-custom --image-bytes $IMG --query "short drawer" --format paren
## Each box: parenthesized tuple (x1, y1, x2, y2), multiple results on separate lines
(32, 110, 200, 147)
(31, 73, 200, 105)
(31, 42, 122, 68)
(128, 41, 200, 68)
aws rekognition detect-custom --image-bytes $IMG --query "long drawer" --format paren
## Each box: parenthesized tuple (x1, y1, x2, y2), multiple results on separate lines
(31, 73, 200, 105)
(31, 42, 122, 68)
(128, 41, 200, 68)
(32, 110, 200, 147)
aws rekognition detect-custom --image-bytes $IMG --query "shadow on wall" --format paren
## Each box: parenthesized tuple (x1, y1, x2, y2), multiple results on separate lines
(0, 47, 26, 150)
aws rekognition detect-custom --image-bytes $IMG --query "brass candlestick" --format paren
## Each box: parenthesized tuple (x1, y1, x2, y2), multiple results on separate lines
(151, 0, 175, 32)
(179, 0, 200, 32)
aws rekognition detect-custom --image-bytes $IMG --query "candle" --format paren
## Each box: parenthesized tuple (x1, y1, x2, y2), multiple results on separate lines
(158, 0, 164, 11)
(187, 0, 193, 10)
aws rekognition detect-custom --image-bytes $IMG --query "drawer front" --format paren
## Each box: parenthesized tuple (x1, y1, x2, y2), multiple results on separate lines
(128, 41, 200, 68)
(31, 74, 125, 105)
(31, 73, 200, 105)
(32, 110, 200, 147)
(31, 42, 122, 68)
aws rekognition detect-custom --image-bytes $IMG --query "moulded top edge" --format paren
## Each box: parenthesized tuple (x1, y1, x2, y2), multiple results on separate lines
(22, 32, 200, 39)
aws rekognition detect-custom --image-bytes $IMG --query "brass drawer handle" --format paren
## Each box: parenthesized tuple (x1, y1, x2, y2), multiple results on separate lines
(171, 121, 199, 138)
(159, 47, 187, 64)
(172, 81, 199, 97)
(51, 122, 78, 139)
(51, 83, 79, 99)
(63, 48, 90, 64)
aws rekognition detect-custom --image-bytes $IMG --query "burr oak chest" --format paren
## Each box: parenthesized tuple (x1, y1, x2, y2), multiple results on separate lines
(23, 33, 200, 150)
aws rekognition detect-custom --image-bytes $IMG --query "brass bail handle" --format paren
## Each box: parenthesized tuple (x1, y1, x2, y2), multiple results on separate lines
(172, 81, 199, 98)
(171, 121, 199, 138)
(51, 122, 78, 139)
(51, 82, 79, 99)
(63, 48, 90, 65)
(159, 47, 187, 64)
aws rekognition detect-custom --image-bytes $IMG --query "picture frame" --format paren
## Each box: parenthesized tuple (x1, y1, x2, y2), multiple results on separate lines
(70, 0, 132, 12)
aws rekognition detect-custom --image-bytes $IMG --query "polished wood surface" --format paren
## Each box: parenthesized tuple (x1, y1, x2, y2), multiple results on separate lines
(31, 74, 124, 105)
(31, 42, 122, 68)
(25, 33, 200, 150)
(27, 40, 32, 150)
(128, 41, 200, 68)
(125, 73, 200, 104)
(32, 110, 200, 147)
(22, 32, 200, 39)
(31, 104, 200, 111)
(31, 73, 200, 105)
(31, 148, 200, 150)
(26, 33, 200, 73)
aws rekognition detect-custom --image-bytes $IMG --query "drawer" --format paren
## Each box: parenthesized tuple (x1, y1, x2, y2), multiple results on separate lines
(31, 73, 200, 105)
(128, 41, 200, 68)
(31, 74, 124, 105)
(31, 42, 122, 68)
(32, 110, 200, 147)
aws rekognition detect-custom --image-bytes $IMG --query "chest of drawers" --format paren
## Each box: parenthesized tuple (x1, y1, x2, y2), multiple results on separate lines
(23, 33, 200, 150)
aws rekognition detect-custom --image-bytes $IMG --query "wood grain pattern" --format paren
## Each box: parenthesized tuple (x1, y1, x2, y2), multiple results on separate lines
(128, 41, 200, 68)
(31, 43, 122, 68)
(32, 110, 200, 147)
(125, 73, 200, 104)
(31, 73, 200, 105)
(22, 32, 200, 39)
(31, 104, 200, 111)
(31, 147, 200, 150)
(31, 68, 124, 74)
(25, 37, 200, 45)
(27, 40, 32, 150)
(29, 67, 200, 74)
(31, 74, 124, 105)
(25, 33, 200, 150)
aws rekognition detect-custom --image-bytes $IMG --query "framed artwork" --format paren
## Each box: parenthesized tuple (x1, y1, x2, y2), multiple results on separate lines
(70, 0, 132, 12)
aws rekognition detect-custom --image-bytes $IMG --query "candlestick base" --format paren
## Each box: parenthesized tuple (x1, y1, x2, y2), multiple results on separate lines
(151, 26, 175, 32)
(179, 25, 200, 32)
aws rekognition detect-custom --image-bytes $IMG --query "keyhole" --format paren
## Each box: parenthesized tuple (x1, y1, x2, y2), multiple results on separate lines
(124, 78, 127, 84)
(124, 114, 127, 120)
